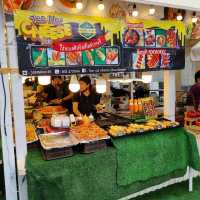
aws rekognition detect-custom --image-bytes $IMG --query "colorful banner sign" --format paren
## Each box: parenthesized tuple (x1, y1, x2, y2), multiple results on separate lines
(14, 10, 185, 76)
(14, 10, 122, 76)
(122, 18, 185, 71)
(52, 34, 107, 52)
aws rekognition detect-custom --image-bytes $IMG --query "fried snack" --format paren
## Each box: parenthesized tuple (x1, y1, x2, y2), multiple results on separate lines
(70, 123, 109, 142)
(109, 125, 127, 136)
(86, 50, 94, 65)
(96, 49, 106, 61)
(26, 123, 38, 142)
(66, 52, 81, 64)
(107, 50, 118, 62)
(34, 50, 45, 65)
(38, 106, 66, 115)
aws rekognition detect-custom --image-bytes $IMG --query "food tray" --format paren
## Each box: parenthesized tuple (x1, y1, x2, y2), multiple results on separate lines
(109, 126, 180, 138)
(79, 140, 107, 154)
(107, 120, 180, 138)
(39, 133, 79, 150)
(26, 123, 38, 144)
(70, 123, 110, 144)
(41, 147, 73, 161)
(38, 106, 67, 116)
(75, 136, 110, 144)
(96, 112, 131, 128)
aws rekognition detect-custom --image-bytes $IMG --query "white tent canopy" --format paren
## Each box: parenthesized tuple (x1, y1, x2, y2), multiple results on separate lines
(191, 41, 200, 61)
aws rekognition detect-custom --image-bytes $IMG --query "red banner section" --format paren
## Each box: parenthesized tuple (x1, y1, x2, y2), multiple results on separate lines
(52, 34, 107, 52)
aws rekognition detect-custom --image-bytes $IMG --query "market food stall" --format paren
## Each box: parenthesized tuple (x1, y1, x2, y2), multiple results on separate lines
(1, 2, 200, 200)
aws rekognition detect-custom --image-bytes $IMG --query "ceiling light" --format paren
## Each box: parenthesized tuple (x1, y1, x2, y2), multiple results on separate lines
(177, 10, 183, 21)
(149, 6, 155, 16)
(76, 0, 83, 10)
(69, 75, 80, 93)
(97, 0, 105, 11)
(142, 75, 152, 83)
(38, 76, 51, 86)
(46, 0, 54, 7)
(192, 12, 198, 23)
(22, 77, 27, 84)
(96, 77, 106, 94)
(132, 3, 138, 17)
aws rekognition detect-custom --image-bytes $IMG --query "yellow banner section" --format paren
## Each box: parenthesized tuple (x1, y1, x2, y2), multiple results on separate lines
(125, 17, 186, 45)
(14, 10, 122, 44)
(14, 10, 186, 46)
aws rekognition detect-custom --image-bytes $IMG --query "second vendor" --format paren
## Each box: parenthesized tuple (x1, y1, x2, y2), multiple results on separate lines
(72, 76, 100, 117)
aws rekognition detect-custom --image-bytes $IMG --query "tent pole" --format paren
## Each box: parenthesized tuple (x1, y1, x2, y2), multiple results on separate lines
(6, 21, 28, 200)
(0, 0, 18, 199)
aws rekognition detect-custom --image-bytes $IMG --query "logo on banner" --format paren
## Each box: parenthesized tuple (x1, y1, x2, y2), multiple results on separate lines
(78, 22, 96, 40)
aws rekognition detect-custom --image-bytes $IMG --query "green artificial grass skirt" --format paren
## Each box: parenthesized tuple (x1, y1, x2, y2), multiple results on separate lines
(112, 127, 190, 186)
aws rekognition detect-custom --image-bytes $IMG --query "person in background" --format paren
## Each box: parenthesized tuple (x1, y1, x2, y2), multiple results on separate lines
(134, 82, 149, 98)
(188, 70, 200, 110)
(72, 76, 101, 117)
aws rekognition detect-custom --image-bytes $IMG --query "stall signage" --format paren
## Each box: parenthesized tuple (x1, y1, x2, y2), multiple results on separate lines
(122, 18, 186, 71)
(132, 49, 172, 70)
(78, 22, 96, 39)
(14, 10, 123, 76)
(52, 34, 107, 52)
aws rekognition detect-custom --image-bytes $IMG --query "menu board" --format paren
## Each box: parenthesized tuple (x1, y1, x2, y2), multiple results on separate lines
(14, 10, 124, 76)
(122, 18, 185, 71)
(142, 97, 157, 119)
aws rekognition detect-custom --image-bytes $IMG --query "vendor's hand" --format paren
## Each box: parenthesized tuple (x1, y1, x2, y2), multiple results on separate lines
(28, 95, 37, 105)
(96, 104, 105, 112)
(50, 98, 62, 104)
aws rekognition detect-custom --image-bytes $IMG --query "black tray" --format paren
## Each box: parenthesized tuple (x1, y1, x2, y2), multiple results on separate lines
(95, 112, 132, 128)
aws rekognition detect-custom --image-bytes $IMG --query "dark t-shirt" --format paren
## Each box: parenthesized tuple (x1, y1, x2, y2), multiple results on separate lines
(43, 84, 59, 102)
(189, 83, 200, 109)
(61, 81, 73, 113)
(73, 90, 100, 116)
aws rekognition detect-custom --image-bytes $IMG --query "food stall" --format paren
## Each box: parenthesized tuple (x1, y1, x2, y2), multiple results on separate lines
(1, 1, 200, 200)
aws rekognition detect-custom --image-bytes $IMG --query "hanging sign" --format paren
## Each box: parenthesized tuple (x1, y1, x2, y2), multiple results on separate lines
(52, 34, 107, 52)
(14, 10, 123, 76)
(122, 18, 186, 71)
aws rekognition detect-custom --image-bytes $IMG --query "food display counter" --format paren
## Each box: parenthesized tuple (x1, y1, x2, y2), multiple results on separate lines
(0, 6, 199, 200)
(26, 127, 200, 200)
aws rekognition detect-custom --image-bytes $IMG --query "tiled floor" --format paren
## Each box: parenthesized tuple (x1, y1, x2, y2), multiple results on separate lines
(134, 178, 200, 200)
(0, 178, 199, 200)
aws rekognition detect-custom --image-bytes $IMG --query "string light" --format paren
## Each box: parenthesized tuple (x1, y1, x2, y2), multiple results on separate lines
(46, 0, 54, 7)
(192, 12, 198, 23)
(149, 6, 155, 16)
(38, 76, 51, 85)
(96, 77, 107, 94)
(97, 0, 105, 11)
(69, 75, 80, 92)
(132, 3, 139, 17)
(177, 10, 183, 21)
(76, 0, 83, 10)
(142, 75, 152, 83)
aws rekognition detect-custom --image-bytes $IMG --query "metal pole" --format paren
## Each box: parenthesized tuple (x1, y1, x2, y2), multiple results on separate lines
(0, 0, 18, 199)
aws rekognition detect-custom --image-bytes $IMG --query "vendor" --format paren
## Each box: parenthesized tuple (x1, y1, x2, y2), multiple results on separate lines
(188, 70, 200, 110)
(42, 76, 63, 102)
(42, 76, 73, 111)
(72, 76, 100, 117)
